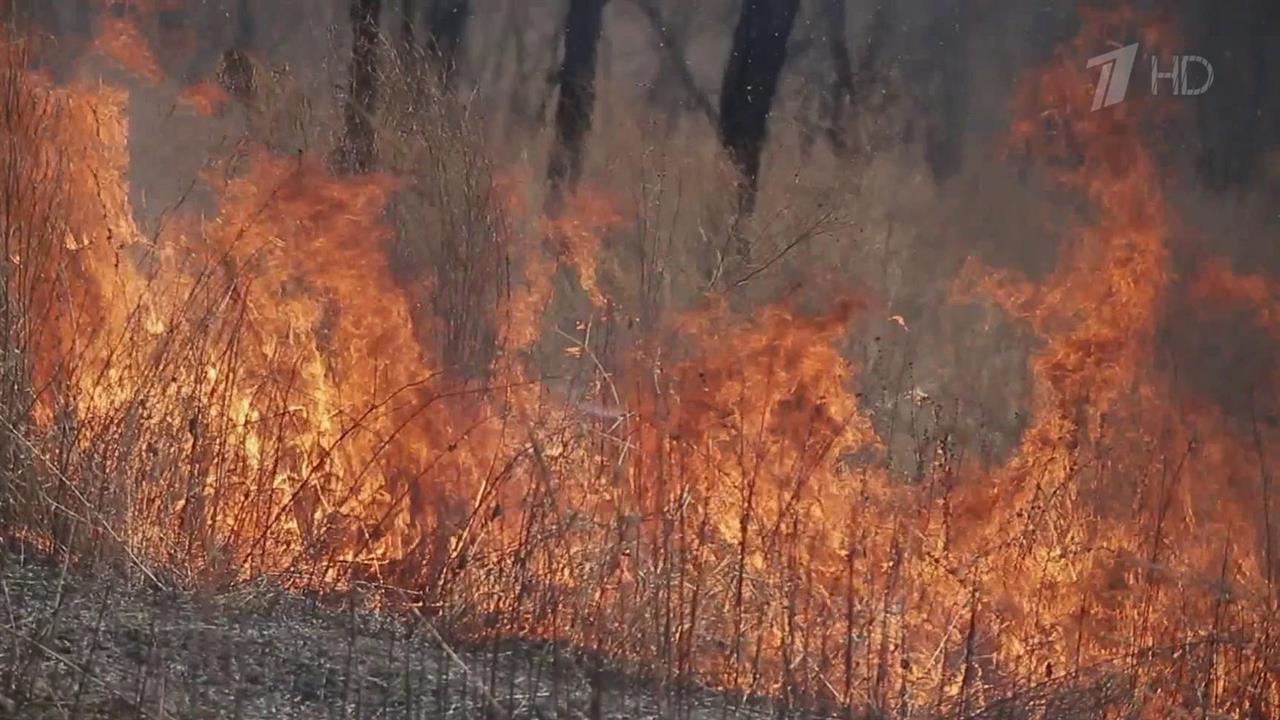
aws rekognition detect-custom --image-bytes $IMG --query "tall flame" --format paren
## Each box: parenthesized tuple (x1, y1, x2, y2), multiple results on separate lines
(4, 5, 1278, 716)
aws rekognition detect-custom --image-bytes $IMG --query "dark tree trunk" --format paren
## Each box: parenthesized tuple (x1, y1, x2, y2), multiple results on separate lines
(234, 0, 254, 48)
(823, 0, 855, 153)
(65, 0, 91, 37)
(1193, 0, 1280, 190)
(819, 0, 890, 155)
(401, 0, 417, 49)
(10, 0, 93, 78)
(425, 0, 470, 83)
(636, 0, 715, 129)
(921, 0, 968, 183)
(337, 0, 383, 174)
(718, 0, 800, 219)
(545, 0, 608, 213)
(822, 0, 889, 155)
(6, 0, 55, 31)
(218, 0, 256, 101)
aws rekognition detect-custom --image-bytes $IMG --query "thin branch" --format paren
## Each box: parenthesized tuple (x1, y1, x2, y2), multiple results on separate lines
(729, 210, 834, 289)
(628, 0, 717, 129)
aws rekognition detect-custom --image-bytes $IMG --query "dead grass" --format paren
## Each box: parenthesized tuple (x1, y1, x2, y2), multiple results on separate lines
(0, 21, 1276, 720)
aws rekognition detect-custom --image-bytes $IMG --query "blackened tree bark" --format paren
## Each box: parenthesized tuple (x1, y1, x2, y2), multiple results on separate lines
(425, 0, 470, 82)
(234, 0, 254, 48)
(67, 0, 91, 37)
(401, 0, 470, 85)
(635, 0, 715, 129)
(401, 0, 417, 49)
(218, 0, 256, 101)
(7, 0, 55, 31)
(337, 0, 383, 174)
(545, 0, 608, 213)
(1192, 0, 1280, 190)
(823, 0, 855, 153)
(718, 0, 800, 221)
(922, 0, 969, 183)
(822, 0, 889, 155)
(7, 0, 90, 39)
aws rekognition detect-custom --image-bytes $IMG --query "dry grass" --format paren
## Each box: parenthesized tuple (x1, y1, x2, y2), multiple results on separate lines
(0, 19, 1277, 720)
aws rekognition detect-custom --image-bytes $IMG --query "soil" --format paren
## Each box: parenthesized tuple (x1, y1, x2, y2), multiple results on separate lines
(0, 546, 1127, 719)
(0, 546, 771, 719)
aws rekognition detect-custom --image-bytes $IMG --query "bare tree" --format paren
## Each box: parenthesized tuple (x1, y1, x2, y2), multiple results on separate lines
(718, 0, 800, 224)
(336, 0, 384, 174)
(822, 0, 890, 155)
(5, 0, 54, 31)
(66, 0, 90, 38)
(919, 0, 968, 183)
(233, 0, 254, 49)
(425, 0, 470, 82)
(218, 0, 256, 101)
(401, 0, 417, 49)
(400, 0, 470, 85)
(545, 0, 609, 213)
(633, 0, 715, 129)
(1191, 0, 1280, 189)
(823, 0, 855, 137)
(5, 0, 95, 46)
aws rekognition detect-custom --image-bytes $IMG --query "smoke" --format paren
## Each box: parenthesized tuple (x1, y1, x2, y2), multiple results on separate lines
(9, 5, 1280, 709)
(14, 0, 1280, 471)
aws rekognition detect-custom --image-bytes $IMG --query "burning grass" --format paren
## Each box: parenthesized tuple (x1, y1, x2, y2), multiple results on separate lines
(1, 7, 1278, 719)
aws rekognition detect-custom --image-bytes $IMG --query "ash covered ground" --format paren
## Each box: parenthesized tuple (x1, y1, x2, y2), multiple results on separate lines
(0, 546, 763, 719)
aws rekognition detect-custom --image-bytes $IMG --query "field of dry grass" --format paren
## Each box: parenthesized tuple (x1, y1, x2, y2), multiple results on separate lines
(1, 543, 775, 719)
(1, 4, 1279, 719)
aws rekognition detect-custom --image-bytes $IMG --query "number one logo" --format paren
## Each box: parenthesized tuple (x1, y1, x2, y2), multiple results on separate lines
(1087, 43, 1140, 111)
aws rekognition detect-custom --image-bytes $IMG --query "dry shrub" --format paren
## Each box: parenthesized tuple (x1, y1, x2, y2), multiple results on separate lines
(377, 48, 512, 378)
(0, 35, 77, 553)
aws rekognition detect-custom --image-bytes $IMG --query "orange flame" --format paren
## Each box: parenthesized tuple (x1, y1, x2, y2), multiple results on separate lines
(6, 5, 1279, 715)
(92, 16, 163, 82)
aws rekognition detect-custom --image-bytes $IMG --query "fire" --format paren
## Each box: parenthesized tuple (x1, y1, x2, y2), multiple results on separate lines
(3, 5, 1278, 716)
(179, 80, 231, 116)
(92, 16, 163, 82)
(949, 7, 1278, 715)
(543, 190, 623, 308)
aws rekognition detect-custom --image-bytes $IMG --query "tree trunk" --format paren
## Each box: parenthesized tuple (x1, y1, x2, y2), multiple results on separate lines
(1193, 0, 1280, 189)
(401, 0, 417, 49)
(823, 1, 889, 155)
(234, 0, 254, 48)
(822, 0, 855, 154)
(425, 0, 470, 83)
(718, 0, 800, 220)
(922, 0, 968, 183)
(337, 0, 383, 174)
(637, 0, 714, 129)
(218, 0, 256, 101)
(545, 0, 608, 213)
(69, 0, 91, 37)
(6, 0, 54, 31)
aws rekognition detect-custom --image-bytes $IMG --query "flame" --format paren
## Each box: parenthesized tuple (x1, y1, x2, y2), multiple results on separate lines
(179, 80, 231, 116)
(949, 8, 1278, 715)
(5, 5, 1279, 715)
(92, 16, 163, 82)
(543, 190, 623, 308)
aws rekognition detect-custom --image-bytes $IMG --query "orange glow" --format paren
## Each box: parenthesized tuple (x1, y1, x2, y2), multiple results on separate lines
(93, 16, 163, 82)
(179, 80, 231, 116)
(5, 5, 1278, 716)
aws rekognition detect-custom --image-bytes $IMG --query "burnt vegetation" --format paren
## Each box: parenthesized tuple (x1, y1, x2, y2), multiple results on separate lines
(1, 2, 1280, 719)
